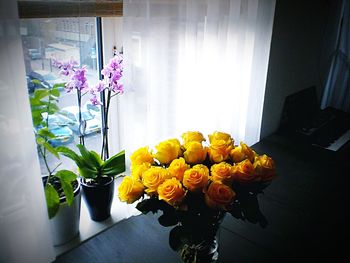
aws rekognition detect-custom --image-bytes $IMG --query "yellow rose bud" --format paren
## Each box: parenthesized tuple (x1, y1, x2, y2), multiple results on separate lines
(183, 164, 209, 192)
(154, 139, 182, 164)
(142, 166, 169, 196)
(230, 142, 257, 163)
(253, 154, 276, 181)
(118, 176, 144, 204)
(181, 131, 205, 148)
(205, 181, 236, 210)
(131, 163, 151, 181)
(130, 147, 154, 166)
(167, 157, 190, 181)
(208, 139, 233, 163)
(232, 159, 259, 184)
(158, 178, 186, 206)
(210, 162, 234, 184)
(208, 131, 233, 144)
(183, 141, 207, 165)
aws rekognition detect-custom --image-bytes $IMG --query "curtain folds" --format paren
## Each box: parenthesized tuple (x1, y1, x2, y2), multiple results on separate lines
(0, 0, 55, 262)
(121, 0, 275, 160)
(321, 0, 350, 113)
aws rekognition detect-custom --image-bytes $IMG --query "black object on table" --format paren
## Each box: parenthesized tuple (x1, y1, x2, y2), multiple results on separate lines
(55, 132, 350, 263)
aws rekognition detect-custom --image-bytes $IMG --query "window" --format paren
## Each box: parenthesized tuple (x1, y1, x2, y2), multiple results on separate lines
(20, 17, 101, 173)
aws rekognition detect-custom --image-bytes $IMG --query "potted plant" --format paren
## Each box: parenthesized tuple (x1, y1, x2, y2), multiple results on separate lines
(57, 145, 125, 221)
(30, 80, 81, 246)
(54, 55, 125, 221)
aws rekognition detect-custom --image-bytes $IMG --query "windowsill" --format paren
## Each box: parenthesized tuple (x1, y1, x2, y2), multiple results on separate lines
(54, 177, 140, 258)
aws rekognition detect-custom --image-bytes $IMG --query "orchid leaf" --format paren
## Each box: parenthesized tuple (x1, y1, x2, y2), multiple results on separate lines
(78, 167, 98, 179)
(76, 144, 99, 170)
(90, 150, 103, 166)
(56, 146, 84, 167)
(101, 150, 125, 171)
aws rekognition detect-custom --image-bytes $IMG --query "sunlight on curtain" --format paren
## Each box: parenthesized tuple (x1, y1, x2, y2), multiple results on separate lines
(120, 0, 275, 161)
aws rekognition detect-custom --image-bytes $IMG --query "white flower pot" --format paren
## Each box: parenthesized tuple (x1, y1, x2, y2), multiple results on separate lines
(50, 183, 81, 246)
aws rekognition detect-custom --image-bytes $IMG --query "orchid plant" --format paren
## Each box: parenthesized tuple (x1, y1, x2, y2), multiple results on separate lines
(53, 55, 125, 183)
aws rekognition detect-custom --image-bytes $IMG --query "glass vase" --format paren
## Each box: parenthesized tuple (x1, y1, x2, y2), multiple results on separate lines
(169, 210, 226, 263)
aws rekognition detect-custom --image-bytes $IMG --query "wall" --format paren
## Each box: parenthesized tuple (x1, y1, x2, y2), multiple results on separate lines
(260, 0, 330, 138)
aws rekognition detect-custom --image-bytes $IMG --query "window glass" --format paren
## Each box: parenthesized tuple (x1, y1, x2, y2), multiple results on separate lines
(20, 17, 102, 173)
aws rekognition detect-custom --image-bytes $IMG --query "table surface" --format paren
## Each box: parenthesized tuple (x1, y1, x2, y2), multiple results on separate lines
(55, 132, 350, 262)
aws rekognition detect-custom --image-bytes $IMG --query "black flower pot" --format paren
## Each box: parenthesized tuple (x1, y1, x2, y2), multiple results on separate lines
(81, 177, 114, 221)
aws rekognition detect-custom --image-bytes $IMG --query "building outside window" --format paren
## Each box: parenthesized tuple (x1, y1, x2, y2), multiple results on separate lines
(20, 17, 101, 174)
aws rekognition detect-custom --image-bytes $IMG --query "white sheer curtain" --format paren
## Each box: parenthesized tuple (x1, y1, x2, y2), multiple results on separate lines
(0, 0, 55, 262)
(120, 0, 275, 160)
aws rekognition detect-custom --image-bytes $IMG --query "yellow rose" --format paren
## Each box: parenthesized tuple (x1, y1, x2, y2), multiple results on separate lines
(118, 176, 144, 204)
(205, 181, 236, 210)
(131, 163, 151, 181)
(142, 166, 169, 195)
(232, 159, 259, 184)
(208, 131, 233, 144)
(130, 147, 154, 166)
(210, 162, 234, 184)
(253, 154, 276, 181)
(167, 157, 190, 181)
(183, 141, 207, 165)
(158, 178, 186, 206)
(181, 131, 205, 148)
(154, 139, 182, 164)
(230, 142, 257, 163)
(183, 164, 209, 192)
(208, 139, 233, 163)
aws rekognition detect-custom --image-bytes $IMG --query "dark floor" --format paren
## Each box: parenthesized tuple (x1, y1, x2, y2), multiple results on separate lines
(55, 133, 350, 262)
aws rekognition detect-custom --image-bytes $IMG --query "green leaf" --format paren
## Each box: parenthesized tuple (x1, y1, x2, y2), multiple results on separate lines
(77, 144, 92, 162)
(76, 144, 97, 170)
(90, 150, 103, 166)
(38, 127, 56, 139)
(36, 137, 45, 145)
(78, 167, 98, 179)
(55, 170, 77, 182)
(31, 79, 42, 85)
(101, 150, 125, 175)
(53, 83, 65, 90)
(45, 184, 60, 219)
(101, 162, 126, 176)
(60, 179, 74, 206)
(30, 97, 43, 107)
(50, 88, 60, 97)
(136, 198, 162, 214)
(56, 146, 85, 167)
(34, 89, 50, 100)
(48, 104, 59, 114)
(43, 142, 59, 159)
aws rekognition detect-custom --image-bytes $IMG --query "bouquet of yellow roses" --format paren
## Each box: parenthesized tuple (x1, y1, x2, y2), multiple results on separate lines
(118, 131, 276, 225)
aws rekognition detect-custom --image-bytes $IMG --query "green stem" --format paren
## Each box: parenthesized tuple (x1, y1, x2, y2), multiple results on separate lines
(101, 89, 111, 161)
(38, 145, 52, 186)
(51, 162, 62, 174)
